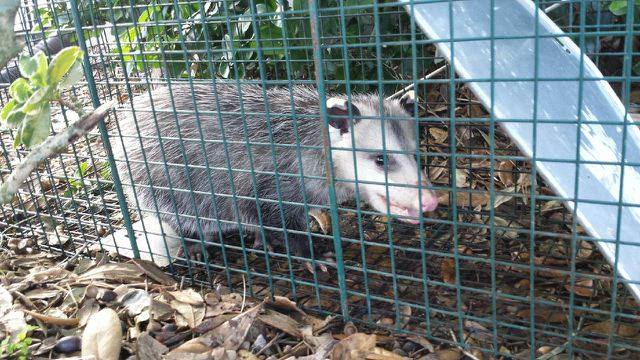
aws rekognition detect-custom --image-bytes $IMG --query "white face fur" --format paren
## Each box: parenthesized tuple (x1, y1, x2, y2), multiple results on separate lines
(327, 91, 438, 223)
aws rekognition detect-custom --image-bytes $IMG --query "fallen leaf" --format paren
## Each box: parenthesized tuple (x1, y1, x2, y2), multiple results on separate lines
(464, 320, 493, 343)
(429, 127, 448, 143)
(367, 346, 410, 359)
(264, 296, 305, 318)
(441, 258, 456, 284)
(582, 321, 639, 338)
(332, 333, 377, 360)
(164, 289, 205, 329)
(420, 348, 461, 360)
(455, 169, 469, 188)
(78, 263, 143, 283)
(77, 298, 100, 327)
(404, 335, 434, 353)
(298, 326, 337, 360)
(309, 208, 331, 234)
(497, 161, 514, 186)
(119, 288, 152, 317)
(258, 310, 302, 338)
(565, 279, 594, 297)
(215, 303, 262, 350)
(131, 259, 176, 285)
(136, 332, 169, 359)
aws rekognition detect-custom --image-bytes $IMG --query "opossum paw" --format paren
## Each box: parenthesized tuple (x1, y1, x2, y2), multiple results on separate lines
(304, 261, 328, 274)
(177, 243, 206, 262)
(252, 238, 274, 254)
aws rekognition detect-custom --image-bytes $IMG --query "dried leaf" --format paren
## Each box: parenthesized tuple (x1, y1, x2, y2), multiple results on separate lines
(497, 161, 514, 186)
(211, 302, 262, 351)
(399, 305, 411, 328)
(136, 332, 169, 359)
(429, 127, 448, 143)
(421, 348, 461, 360)
(464, 320, 493, 343)
(165, 289, 206, 329)
(404, 335, 434, 353)
(298, 326, 338, 360)
(332, 333, 377, 360)
(437, 190, 490, 208)
(77, 298, 99, 327)
(367, 346, 410, 359)
(309, 208, 331, 234)
(441, 258, 456, 284)
(515, 308, 566, 324)
(258, 310, 302, 338)
(565, 279, 594, 297)
(131, 259, 176, 285)
(119, 288, 152, 317)
(582, 321, 639, 338)
(455, 169, 469, 188)
(78, 263, 143, 283)
(266, 295, 306, 316)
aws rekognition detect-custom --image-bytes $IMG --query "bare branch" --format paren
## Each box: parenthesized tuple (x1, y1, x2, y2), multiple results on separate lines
(0, 0, 21, 68)
(0, 100, 117, 204)
(386, 65, 448, 100)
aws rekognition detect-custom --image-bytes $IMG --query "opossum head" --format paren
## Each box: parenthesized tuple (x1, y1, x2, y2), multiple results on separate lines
(327, 91, 438, 224)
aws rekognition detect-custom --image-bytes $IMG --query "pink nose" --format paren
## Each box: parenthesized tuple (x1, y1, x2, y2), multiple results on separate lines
(420, 190, 438, 212)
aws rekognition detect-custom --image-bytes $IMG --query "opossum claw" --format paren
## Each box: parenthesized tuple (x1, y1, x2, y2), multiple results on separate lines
(305, 261, 328, 274)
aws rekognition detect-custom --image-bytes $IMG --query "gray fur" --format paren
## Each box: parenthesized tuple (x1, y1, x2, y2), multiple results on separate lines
(111, 83, 428, 257)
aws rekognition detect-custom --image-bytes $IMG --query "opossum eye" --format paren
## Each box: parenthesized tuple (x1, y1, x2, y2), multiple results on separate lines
(375, 155, 385, 167)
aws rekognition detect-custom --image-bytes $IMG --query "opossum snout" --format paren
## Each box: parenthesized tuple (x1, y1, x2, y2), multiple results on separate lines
(419, 189, 438, 213)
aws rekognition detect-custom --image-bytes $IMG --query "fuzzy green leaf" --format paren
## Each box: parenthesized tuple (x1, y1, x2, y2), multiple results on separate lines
(8, 78, 31, 103)
(21, 86, 52, 114)
(48, 46, 83, 84)
(0, 99, 17, 120)
(31, 52, 49, 87)
(5, 110, 26, 127)
(18, 55, 38, 78)
(19, 103, 51, 148)
(58, 61, 84, 89)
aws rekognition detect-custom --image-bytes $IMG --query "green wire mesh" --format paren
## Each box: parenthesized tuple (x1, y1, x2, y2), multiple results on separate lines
(1, 0, 639, 358)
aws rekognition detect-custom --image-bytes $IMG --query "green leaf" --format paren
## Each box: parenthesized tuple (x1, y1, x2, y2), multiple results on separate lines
(634, 61, 640, 75)
(1, 99, 18, 120)
(19, 103, 51, 148)
(609, 0, 640, 15)
(48, 46, 83, 84)
(58, 61, 84, 89)
(31, 52, 49, 87)
(21, 86, 52, 114)
(9, 78, 31, 103)
(5, 110, 26, 127)
(18, 54, 38, 78)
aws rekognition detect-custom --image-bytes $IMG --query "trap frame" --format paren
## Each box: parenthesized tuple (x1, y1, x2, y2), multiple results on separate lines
(1, 0, 639, 357)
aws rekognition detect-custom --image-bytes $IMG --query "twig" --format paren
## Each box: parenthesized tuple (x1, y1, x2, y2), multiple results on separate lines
(0, 99, 117, 204)
(387, 65, 448, 100)
(22, 309, 79, 327)
(241, 274, 246, 313)
(448, 329, 482, 360)
(57, 242, 89, 269)
(256, 333, 284, 356)
(544, 0, 569, 14)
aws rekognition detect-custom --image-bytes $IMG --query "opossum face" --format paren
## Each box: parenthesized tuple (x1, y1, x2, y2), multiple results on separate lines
(327, 92, 438, 224)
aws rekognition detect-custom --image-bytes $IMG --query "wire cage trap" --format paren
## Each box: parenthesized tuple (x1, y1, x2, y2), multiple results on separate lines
(1, 0, 640, 358)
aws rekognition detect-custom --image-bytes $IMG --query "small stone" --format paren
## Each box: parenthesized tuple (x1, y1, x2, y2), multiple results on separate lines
(54, 335, 81, 353)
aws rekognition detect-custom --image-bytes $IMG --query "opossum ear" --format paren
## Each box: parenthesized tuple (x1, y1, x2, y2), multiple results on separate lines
(399, 90, 417, 116)
(326, 97, 360, 135)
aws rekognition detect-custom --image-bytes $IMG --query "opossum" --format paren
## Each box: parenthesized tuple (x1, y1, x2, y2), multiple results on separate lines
(111, 83, 438, 264)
